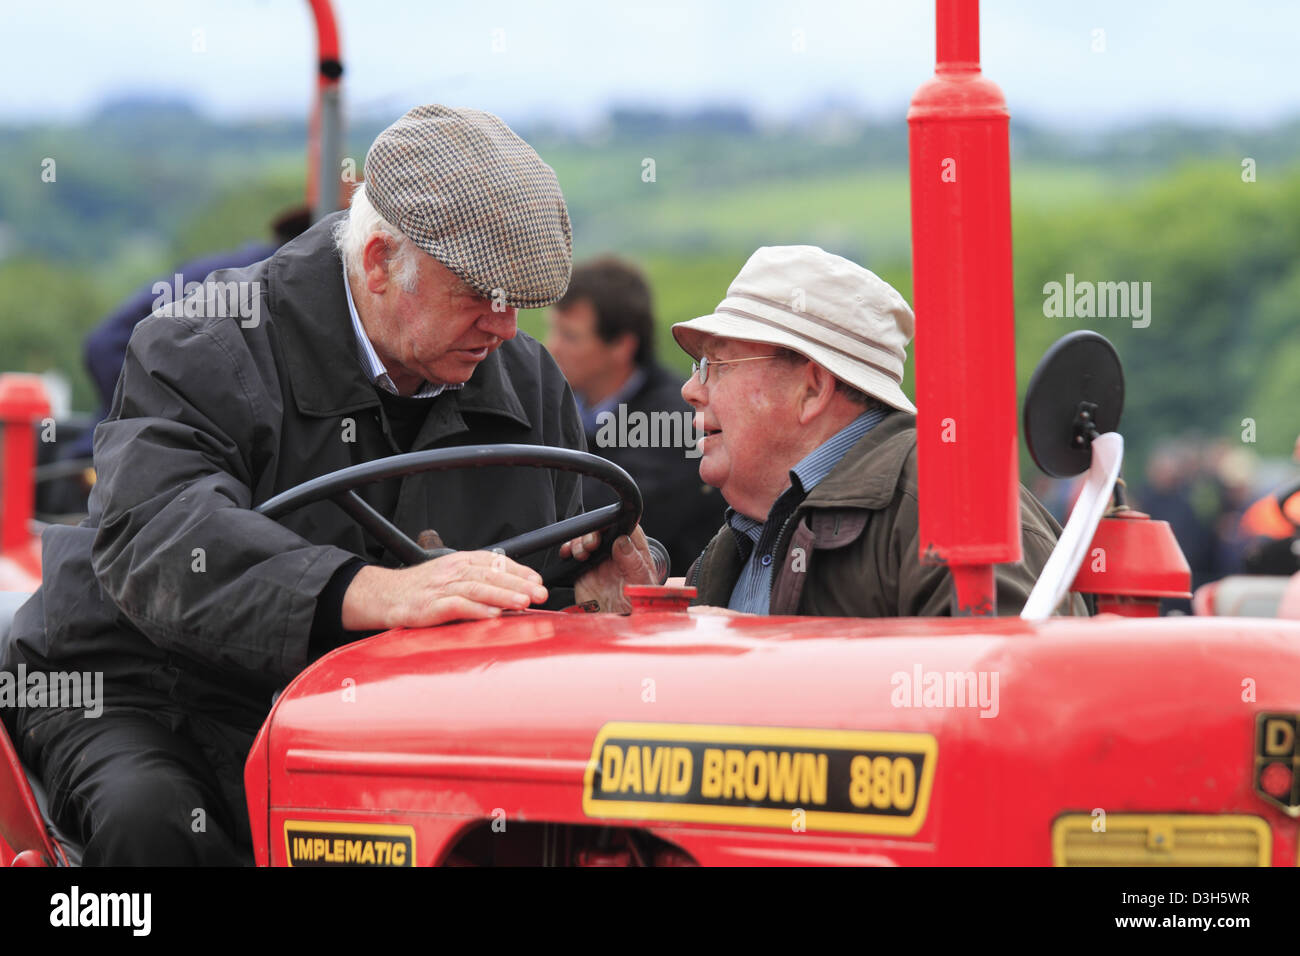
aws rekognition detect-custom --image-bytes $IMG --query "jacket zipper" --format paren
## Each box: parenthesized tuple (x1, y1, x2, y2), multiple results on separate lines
(766, 505, 805, 610)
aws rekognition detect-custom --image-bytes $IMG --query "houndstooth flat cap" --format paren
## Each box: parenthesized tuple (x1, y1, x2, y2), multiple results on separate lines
(363, 104, 572, 309)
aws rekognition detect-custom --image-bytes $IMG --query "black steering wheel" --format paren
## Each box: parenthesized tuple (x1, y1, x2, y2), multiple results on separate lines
(254, 444, 643, 587)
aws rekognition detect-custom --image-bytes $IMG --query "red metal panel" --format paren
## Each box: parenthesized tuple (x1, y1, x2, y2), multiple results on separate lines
(0, 375, 49, 557)
(0, 716, 59, 866)
(1072, 511, 1193, 598)
(244, 712, 272, 866)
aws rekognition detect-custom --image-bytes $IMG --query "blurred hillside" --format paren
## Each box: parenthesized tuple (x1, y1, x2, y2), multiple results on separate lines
(2, 99, 1300, 490)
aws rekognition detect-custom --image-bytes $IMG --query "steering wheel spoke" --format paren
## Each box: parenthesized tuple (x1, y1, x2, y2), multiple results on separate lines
(334, 490, 429, 566)
(484, 503, 620, 557)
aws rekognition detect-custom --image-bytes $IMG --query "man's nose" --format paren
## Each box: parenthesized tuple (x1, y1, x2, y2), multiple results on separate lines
(681, 371, 705, 407)
(478, 306, 518, 340)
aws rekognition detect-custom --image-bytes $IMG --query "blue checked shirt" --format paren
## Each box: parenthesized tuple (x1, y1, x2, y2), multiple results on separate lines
(727, 407, 888, 614)
(342, 261, 462, 399)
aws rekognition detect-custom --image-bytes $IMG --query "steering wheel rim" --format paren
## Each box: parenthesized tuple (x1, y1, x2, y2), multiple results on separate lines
(253, 444, 643, 587)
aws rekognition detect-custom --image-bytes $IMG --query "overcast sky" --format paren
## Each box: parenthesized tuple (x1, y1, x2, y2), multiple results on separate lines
(3, 0, 1297, 129)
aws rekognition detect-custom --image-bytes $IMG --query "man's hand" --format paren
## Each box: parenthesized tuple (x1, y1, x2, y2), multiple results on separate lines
(563, 526, 656, 613)
(341, 551, 549, 630)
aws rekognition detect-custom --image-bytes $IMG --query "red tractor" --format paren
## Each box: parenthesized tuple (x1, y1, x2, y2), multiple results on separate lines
(3, 0, 1299, 867)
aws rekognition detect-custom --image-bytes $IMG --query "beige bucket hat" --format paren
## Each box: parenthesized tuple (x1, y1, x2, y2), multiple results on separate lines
(671, 245, 916, 413)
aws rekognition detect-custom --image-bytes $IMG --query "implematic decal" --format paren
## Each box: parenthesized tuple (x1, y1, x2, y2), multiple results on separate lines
(1255, 712, 1300, 816)
(582, 722, 937, 835)
(284, 820, 416, 867)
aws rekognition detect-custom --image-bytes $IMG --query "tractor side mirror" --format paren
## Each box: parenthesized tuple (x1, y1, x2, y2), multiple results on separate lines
(1021, 331, 1127, 620)
(1022, 330, 1125, 480)
(1021, 331, 1192, 618)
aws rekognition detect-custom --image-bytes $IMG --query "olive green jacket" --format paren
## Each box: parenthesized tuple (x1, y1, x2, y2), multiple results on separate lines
(686, 412, 1087, 617)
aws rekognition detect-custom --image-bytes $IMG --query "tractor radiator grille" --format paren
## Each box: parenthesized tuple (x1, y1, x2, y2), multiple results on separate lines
(1052, 814, 1271, 866)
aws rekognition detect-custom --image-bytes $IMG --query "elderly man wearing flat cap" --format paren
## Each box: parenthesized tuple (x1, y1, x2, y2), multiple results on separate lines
(658, 245, 1079, 617)
(0, 105, 653, 865)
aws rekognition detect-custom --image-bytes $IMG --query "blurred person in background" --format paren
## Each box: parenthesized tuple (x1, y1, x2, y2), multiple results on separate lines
(1135, 441, 1215, 613)
(38, 206, 313, 518)
(1030, 473, 1085, 527)
(1206, 443, 1256, 577)
(1238, 431, 1300, 574)
(74, 205, 313, 460)
(546, 257, 723, 574)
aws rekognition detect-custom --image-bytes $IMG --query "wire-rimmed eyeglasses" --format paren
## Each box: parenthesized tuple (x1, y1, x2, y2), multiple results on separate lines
(690, 354, 782, 385)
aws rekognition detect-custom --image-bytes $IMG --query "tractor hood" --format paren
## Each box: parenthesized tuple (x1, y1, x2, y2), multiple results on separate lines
(267, 612, 1300, 755)
(251, 611, 1300, 864)
(269, 611, 1049, 764)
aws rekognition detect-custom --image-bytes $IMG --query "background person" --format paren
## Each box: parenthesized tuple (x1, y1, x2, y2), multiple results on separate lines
(36, 207, 313, 518)
(73, 206, 313, 462)
(546, 256, 723, 575)
(1134, 442, 1218, 612)
(1237, 431, 1300, 575)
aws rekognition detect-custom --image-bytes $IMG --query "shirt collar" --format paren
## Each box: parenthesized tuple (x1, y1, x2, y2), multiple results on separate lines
(342, 260, 460, 400)
(789, 406, 887, 494)
(576, 366, 648, 434)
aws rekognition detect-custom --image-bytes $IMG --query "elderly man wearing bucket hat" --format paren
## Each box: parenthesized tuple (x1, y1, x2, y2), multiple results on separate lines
(0, 104, 652, 865)
(667, 245, 1077, 617)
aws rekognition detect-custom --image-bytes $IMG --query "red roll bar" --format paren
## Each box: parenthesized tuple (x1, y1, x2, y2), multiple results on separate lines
(908, 0, 1020, 615)
(305, 0, 345, 222)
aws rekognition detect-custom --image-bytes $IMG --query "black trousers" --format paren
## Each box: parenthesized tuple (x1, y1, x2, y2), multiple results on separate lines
(13, 704, 255, 866)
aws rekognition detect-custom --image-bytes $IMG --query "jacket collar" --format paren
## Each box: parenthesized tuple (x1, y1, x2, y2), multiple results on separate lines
(798, 410, 916, 511)
(453, 344, 531, 429)
(266, 211, 530, 429)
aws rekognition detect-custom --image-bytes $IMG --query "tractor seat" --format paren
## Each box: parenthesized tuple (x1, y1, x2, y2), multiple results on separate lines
(0, 591, 83, 865)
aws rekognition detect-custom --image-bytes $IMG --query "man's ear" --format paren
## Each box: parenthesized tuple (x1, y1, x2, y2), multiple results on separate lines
(796, 361, 838, 425)
(361, 234, 394, 295)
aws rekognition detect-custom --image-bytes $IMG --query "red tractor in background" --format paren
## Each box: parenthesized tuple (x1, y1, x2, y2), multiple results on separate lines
(3, 0, 1300, 867)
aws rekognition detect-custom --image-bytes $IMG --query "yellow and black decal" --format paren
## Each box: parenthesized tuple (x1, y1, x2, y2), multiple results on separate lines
(284, 820, 416, 867)
(1256, 712, 1300, 816)
(582, 722, 937, 835)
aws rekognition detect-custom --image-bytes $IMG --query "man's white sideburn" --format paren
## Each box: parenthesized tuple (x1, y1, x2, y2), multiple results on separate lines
(333, 183, 422, 294)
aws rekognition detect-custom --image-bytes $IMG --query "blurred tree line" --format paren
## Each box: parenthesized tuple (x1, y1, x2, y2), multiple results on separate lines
(1, 100, 1297, 487)
(1013, 162, 1300, 472)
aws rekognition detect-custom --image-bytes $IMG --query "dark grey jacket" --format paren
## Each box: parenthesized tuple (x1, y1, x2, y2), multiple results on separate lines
(1, 213, 584, 732)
